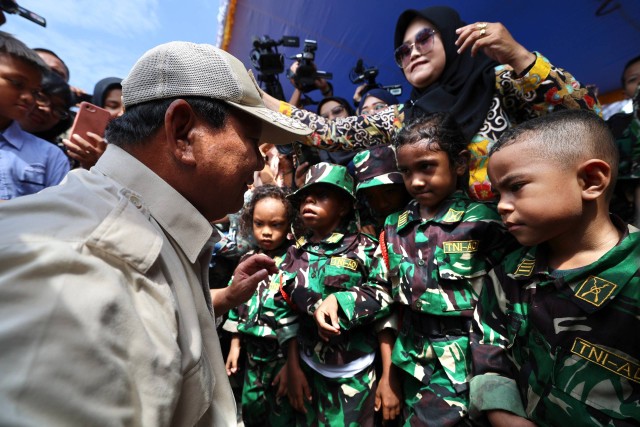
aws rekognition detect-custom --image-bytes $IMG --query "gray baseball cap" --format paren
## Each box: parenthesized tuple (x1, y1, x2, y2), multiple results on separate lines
(121, 41, 311, 145)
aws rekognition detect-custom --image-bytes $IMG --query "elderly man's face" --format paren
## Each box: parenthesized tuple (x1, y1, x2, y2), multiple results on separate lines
(192, 108, 264, 219)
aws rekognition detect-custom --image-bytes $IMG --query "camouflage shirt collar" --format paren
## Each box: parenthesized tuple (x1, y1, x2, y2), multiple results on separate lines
(509, 221, 639, 313)
(396, 190, 470, 232)
(295, 231, 346, 248)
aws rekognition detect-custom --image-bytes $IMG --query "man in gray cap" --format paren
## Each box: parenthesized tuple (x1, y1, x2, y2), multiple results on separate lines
(0, 42, 310, 426)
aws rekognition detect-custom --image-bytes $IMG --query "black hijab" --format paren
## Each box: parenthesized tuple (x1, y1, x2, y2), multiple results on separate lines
(394, 6, 499, 141)
(92, 77, 122, 108)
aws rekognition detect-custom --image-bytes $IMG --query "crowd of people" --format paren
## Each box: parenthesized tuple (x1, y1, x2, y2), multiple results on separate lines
(0, 4, 638, 427)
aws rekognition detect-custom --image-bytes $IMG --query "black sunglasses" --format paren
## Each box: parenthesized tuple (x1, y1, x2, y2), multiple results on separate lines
(394, 28, 438, 68)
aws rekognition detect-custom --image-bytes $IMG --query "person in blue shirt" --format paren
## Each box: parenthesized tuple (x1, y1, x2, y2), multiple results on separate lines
(0, 32, 69, 200)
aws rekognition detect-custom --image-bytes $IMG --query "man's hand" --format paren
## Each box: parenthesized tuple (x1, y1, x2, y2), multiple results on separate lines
(210, 254, 277, 315)
(313, 294, 341, 341)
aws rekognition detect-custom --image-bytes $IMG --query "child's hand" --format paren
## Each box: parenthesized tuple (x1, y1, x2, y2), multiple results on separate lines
(375, 367, 402, 421)
(486, 410, 536, 427)
(272, 361, 288, 398)
(225, 335, 241, 376)
(287, 359, 312, 413)
(313, 295, 341, 341)
(63, 132, 107, 169)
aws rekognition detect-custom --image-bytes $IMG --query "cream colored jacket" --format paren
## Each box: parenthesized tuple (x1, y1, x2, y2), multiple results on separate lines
(0, 145, 236, 426)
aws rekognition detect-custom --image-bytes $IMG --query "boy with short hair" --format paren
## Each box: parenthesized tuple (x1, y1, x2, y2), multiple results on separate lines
(469, 109, 640, 426)
(0, 32, 69, 200)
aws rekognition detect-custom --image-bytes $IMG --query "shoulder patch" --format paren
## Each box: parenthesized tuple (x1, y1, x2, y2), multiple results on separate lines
(295, 236, 307, 248)
(442, 208, 464, 223)
(326, 233, 343, 244)
(330, 257, 358, 271)
(571, 338, 640, 384)
(514, 258, 535, 276)
(443, 240, 480, 253)
(575, 276, 617, 307)
(398, 211, 410, 228)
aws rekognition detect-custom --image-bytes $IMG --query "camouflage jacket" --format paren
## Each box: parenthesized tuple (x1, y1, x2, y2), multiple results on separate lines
(355, 192, 516, 389)
(469, 222, 640, 426)
(224, 246, 289, 341)
(274, 229, 388, 366)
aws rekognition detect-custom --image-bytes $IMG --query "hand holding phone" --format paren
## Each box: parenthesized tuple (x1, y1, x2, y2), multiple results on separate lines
(64, 102, 111, 169)
(69, 101, 111, 140)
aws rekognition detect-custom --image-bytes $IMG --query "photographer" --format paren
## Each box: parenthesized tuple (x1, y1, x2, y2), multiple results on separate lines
(287, 61, 333, 108)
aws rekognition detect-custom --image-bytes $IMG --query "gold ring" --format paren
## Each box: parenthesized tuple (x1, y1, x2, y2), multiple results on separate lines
(477, 22, 488, 30)
(479, 28, 486, 37)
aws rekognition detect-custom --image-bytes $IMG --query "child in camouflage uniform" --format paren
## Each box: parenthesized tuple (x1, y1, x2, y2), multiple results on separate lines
(274, 162, 390, 427)
(315, 112, 517, 426)
(469, 110, 640, 426)
(223, 185, 299, 427)
(353, 144, 410, 423)
(353, 144, 411, 236)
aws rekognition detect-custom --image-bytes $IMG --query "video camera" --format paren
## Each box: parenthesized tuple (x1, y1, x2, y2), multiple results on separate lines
(349, 59, 402, 105)
(0, 0, 46, 27)
(250, 35, 300, 101)
(289, 40, 333, 94)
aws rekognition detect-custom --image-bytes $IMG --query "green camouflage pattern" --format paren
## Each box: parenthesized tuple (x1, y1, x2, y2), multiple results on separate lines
(224, 247, 289, 346)
(273, 229, 389, 366)
(296, 359, 376, 427)
(241, 339, 294, 427)
(403, 370, 475, 427)
(341, 191, 515, 425)
(353, 145, 404, 192)
(223, 248, 294, 426)
(292, 162, 356, 200)
(469, 222, 640, 426)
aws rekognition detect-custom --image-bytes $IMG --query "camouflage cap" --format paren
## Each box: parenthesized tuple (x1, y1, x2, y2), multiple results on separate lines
(292, 162, 356, 199)
(353, 145, 404, 192)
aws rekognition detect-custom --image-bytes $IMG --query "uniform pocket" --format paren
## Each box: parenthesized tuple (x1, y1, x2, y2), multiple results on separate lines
(322, 259, 362, 292)
(17, 163, 46, 196)
(430, 335, 471, 393)
(434, 251, 486, 312)
(435, 249, 488, 280)
(546, 343, 640, 424)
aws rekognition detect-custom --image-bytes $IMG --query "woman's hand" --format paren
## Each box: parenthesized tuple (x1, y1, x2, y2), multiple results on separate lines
(63, 131, 107, 169)
(455, 22, 536, 75)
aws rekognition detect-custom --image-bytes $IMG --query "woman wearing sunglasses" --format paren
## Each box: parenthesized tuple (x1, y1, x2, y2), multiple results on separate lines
(262, 6, 599, 201)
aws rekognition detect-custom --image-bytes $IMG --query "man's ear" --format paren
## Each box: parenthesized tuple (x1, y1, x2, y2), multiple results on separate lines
(455, 150, 470, 176)
(164, 99, 197, 166)
(578, 159, 612, 201)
